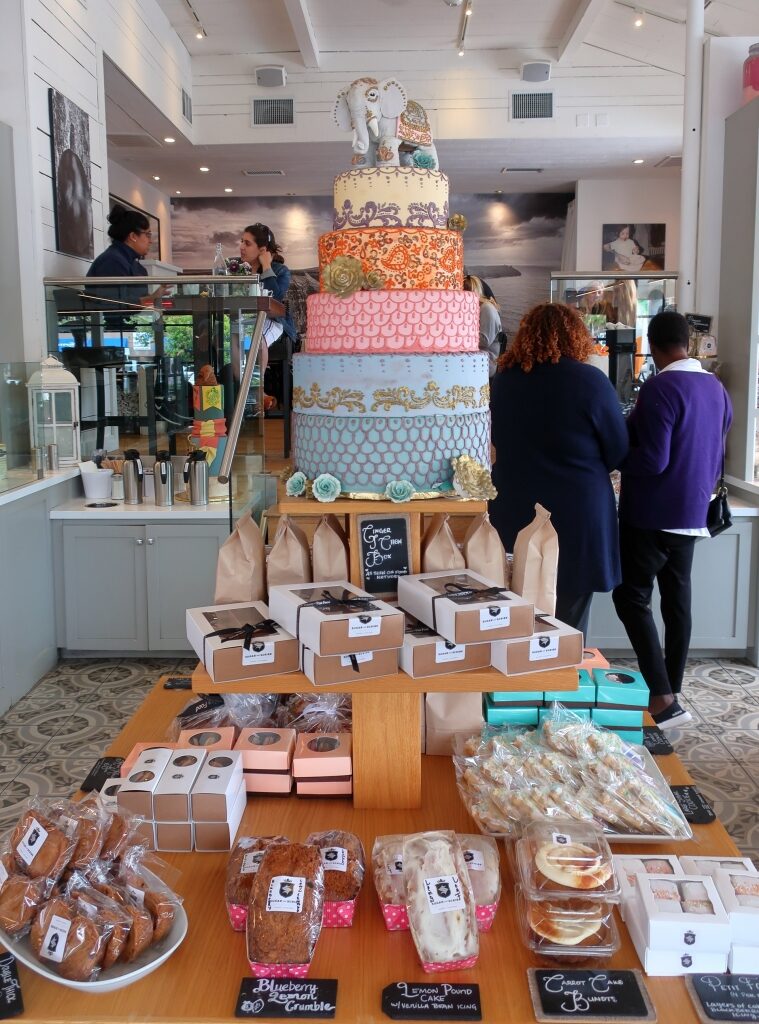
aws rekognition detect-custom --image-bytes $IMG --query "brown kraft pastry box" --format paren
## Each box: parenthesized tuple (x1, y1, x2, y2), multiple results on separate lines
(300, 644, 398, 686)
(246, 842, 325, 977)
(306, 830, 365, 927)
(491, 613, 583, 676)
(399, 615, 491, 678)
(397, 570, 534, 645)
(234, 728, 296, 795)
(186, 601, 299, 683)
(267, 581, 404, 657)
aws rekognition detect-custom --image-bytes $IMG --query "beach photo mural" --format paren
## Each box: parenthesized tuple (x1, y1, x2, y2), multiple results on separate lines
(170, 192, 572, 337)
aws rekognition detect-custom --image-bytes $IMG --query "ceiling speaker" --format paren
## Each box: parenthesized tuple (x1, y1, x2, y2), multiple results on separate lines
(255, 65, 287, 88)
(521, 62, 552, 83)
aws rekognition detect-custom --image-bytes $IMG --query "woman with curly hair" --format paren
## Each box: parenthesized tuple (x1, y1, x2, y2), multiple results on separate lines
(489, 302, 628, 637)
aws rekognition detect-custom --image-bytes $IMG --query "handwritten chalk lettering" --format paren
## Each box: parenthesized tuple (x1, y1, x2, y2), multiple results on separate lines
(0, 953, 23, 1020)
(236, 978, 337, 1018)
(358, 516, 411, 595)
(382, 982, 482, 1021)
(689, 973, 759, 1022)
(671, 785, 717, 824)
(532, 970, 652, 1020)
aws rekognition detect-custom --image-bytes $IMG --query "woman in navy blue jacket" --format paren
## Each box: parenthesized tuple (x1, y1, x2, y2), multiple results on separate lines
(239, 223, 296, 343)
(489, 303, 629, 638)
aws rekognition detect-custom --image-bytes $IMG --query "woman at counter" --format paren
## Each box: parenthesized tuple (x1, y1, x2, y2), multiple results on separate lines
(489, 302, 629, 638)
(464, 274, 503, 378)
(239, 223, 296, 344)
(86, 204, 164, 314)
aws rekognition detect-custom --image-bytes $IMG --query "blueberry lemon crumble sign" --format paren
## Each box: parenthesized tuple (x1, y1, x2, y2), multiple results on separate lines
(528, 970, 656, 1022)
(686, 974, 759, 1023)
(357, 514, 412, 595)
(382, 982, 482, 1021)
(236, 978, 337, 1019)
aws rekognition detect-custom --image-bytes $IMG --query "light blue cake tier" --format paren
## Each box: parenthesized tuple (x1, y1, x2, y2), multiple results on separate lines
(292, 410, 491, 493)
(293, 353, 489, 418)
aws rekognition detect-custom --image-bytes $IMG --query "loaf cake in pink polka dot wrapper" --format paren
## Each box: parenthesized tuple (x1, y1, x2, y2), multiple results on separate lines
(225, 835, 289, 932)
(306, 829, 365, 929)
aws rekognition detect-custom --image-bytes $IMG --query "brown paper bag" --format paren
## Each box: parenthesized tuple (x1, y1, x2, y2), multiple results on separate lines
(266, 515, 313, 588)
(463, 512, 509, 588)
(214, 510, 266, 604)
(421, 513, 465, 572)
(424, 692, 483, 756)
(510, 503, 558, 615)
(312, 515, 349, 582)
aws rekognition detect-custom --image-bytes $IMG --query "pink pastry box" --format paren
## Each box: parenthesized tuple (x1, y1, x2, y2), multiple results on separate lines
(234, 727, 295, 795)
(293, 733, 352, 796)
(397, 569, 534, 645)
(186, 601, 299, 683)
(268, 580, 404, 657)
(177, 726, 237, 751)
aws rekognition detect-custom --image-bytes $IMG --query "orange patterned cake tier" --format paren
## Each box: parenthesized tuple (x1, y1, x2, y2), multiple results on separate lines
(318, 228, 463, 290)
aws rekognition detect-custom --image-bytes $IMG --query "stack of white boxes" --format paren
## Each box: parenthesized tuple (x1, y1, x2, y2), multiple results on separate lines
(614, 853, 758, 975)
(116, 746, 245, 852)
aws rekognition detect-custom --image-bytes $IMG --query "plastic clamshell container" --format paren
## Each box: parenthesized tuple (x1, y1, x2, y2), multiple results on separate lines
(515, 886, 620, 964)
(515, 818, 620, 901)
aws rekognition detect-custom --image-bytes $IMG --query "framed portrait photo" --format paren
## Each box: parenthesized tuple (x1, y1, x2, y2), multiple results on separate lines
(49, 88, 94, 259)
(602, 223, 666, 273)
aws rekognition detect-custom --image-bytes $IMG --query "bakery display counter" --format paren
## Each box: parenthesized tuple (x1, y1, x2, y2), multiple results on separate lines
(2, 681, 740, 1024)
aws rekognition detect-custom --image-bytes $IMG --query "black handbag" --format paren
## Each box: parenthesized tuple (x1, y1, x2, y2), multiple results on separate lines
(707, 407, 732, 537)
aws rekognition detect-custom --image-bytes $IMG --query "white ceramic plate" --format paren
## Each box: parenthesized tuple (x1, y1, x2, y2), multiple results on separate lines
(0, 888, 188, 993)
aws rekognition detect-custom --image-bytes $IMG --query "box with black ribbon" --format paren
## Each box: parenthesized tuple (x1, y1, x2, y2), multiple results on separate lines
(268, 580, 404, 657)
(397, 569, 534, 645)
(300, 644, 399, 687)
(399, 614, 492, 679)
(186, 601, 299, 683)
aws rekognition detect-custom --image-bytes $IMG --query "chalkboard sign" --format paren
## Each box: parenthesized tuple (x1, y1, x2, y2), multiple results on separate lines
(528, 970, 655, 1022)
(671, 784, 717, 824)
(643, 726, 674, 756)
(357, 514, 411, 596)
(382, 982, 482, 1021)
(687, 973, 759, 1023)
(0, 954, 23, 1020)
(685, 313, 713, 335)
(80, 756, 125, 792)
(236, 978, 337, 1019)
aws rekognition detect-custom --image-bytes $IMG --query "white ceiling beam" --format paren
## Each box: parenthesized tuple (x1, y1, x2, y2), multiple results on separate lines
(558, 0, 608, 64)
(282, 0, 321, 69)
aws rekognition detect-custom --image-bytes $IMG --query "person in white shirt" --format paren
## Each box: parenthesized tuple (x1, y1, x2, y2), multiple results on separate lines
(464, 275, 502, 378)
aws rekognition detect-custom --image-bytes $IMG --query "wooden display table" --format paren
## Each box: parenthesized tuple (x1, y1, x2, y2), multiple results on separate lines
(192, 663, 578, 810)
(3, 681, 741, 1024)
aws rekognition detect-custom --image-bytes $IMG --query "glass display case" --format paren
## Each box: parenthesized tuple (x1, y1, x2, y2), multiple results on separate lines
(0, 361, 39, 495)
(44, 275, 285, 526)
(550, 272, 678, 412)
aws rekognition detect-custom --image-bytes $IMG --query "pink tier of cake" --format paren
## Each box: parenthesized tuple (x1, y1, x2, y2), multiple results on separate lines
(304, 290, 480, 354)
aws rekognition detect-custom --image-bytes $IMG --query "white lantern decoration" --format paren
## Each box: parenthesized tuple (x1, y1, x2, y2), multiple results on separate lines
(26, 356, 81, 466)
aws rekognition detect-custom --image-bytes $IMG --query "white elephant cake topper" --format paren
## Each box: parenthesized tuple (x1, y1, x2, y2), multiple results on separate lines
(334, 77, 439, 170)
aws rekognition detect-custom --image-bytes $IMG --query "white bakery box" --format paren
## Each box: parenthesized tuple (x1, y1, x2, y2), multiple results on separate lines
(190, 751, 246, 852)
(491, 613, 583, 676)
(117, 747, 174, 818)
(153, 749, 207, 853)
(268, 581, 403, 657)
(612, 855, 685, 921)
(186, 601, 299, 683)
(679, 855, 758, 878)
(713, 868, 759, 946)
(729, 945, 759, 972)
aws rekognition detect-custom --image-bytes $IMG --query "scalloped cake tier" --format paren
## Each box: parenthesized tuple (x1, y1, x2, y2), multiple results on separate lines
(318, 228, 463, 290)
(304, 290, 479, 353)
(332, 168, 449, 229)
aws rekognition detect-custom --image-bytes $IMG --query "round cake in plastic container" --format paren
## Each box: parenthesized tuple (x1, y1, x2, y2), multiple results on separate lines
(515, 819, 620, 901)
(515, 886, 620, 965)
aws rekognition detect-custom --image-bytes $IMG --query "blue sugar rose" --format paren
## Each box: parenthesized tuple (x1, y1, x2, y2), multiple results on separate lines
(285, 471, 307, 497)
(385, 479, 415, 503)
(312, 473, 342, 502)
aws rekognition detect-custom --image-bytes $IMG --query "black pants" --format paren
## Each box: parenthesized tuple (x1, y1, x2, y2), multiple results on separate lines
(555, 591, 593, 643)
(612, 524, 697, 699)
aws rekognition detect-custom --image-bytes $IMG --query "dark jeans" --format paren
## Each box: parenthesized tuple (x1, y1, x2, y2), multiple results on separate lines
(555, 591, 593, 643)
(612, 524, 697, 699)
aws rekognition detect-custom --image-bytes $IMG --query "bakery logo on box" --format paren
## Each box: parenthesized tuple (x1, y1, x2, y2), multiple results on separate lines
(267, 875, 306, 914)
(435, 640, 466, 664)
(684, 931, 696, 946)
(529, 634, 559, 661)
(347, 615, 381, 638)
(424, 874, 466, 915)
(681, 954, 693, 968)
(479, 605, 510, 631)
(15, 819, 48, 866)
(242, 641, 275, 666)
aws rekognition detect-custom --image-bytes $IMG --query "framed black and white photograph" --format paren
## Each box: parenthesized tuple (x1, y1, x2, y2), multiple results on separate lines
(109, 195, 162, 261)
(602, 223, 666, 272)
(49, 88, 94, 259)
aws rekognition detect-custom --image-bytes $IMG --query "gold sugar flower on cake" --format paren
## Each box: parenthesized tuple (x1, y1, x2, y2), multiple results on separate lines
(322, 255, 366, 298)
(364, 269, 386, 290)
(451, 455, 497, 500)
(447, 213, 468, 233)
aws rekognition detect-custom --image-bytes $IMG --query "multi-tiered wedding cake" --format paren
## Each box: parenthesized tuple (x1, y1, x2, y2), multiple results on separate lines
(292, 165, 491, 497)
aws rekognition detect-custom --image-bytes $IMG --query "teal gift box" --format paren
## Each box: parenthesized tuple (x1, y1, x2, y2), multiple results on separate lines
(593, 667, 649, 708)
(487, 690, 544, 708)
(483, 697, 539, 726)
(538, 707, 591, 723)
(544, 669, 595, 707)
(591, 707, 644, 729)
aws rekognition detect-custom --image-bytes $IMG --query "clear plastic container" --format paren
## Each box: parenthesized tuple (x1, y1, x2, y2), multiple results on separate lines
(516, 886, 620, 964)
(515, 819, 620, 900)
(743, 43, 759, 107)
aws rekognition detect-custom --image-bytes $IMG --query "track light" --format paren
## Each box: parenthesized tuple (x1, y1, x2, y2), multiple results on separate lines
(633, 8, 644, 27)
(183, 0, 207, 40)
(456, 1, 472, 56)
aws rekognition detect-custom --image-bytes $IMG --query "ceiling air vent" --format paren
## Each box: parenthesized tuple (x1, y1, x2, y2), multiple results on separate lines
(242, 169, 286, 177)
(106, 134, 161, 149)
(251, 98, 295, 127)
(510, 91, 554, 121)
(181, 88, 193, 124)
(655, 155, 682, 169)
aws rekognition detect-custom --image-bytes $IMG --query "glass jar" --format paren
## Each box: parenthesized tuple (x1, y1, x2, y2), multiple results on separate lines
(743, 43, 759, 106)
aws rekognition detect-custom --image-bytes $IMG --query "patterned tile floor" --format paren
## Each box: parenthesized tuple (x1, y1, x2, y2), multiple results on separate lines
(0, 656, 757, 862)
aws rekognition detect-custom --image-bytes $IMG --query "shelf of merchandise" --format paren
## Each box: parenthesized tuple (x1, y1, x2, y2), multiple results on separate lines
(4, 680, 739, 1024)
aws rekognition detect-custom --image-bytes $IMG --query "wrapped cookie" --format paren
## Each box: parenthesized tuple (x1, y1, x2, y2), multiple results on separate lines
(226, 836, 289, 930)
(306, 830, 365, 927)
(30, 895, 113, 982)
(66, 871, 134, 970)
(247, 842, 324, 978)
(0, 848, 47, 937)
(10, 798, 78, 890)
(457, 834, 501, 930)
(403, 830, 479, 972)
(115, 847, 183, 946)
(371, 834, 408, 930)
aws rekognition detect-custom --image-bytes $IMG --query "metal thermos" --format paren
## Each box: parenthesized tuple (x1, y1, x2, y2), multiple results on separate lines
(46, 443, 59, 471)
(153, 450, 174, 507)
(123, 448, 144, 505)
(184, 450, 209, 506)
(35, 447, 45, 479)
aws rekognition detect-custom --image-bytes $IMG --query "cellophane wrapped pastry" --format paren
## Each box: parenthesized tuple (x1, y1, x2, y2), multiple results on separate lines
(225, 835, 289, 930)
(9, 798, 79, 891)
(30, 894, 114, 982)
(372, 834, 408, 930)
(457, 834, 501, 930)
(0, 845, 47, 937)
(247, 842, 324, 977)
(277, 693, 352, 733)
(403, 831, 479, 972)
(305, 830, 365, 927)
(168, 692, 281, 741)
(455, 706, 691, 840)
